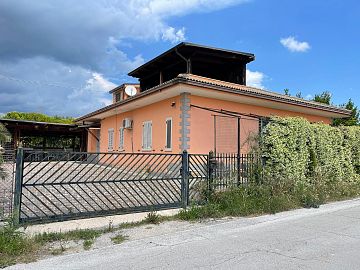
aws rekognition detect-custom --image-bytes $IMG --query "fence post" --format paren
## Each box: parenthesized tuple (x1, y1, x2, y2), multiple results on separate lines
(181, 150, 189, 208)
(208, 151, 214, 196)
(237, 117, 241, 186)
(13, 147, 24, 226)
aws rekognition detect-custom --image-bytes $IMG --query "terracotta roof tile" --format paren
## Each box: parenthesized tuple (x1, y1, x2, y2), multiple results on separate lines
(177, 73, 350, 115)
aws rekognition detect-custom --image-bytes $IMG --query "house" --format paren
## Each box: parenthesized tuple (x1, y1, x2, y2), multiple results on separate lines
(76, 42, 351, 154)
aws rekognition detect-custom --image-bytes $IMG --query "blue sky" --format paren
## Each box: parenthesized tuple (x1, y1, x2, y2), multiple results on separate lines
(0, 0, 359, 117)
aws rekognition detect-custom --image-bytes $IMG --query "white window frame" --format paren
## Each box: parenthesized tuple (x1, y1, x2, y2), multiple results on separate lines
(165, 117, 172, 151)
(108, 128, 114, 151)
(142, 121, 152, 151)
(119, 127, 124, 151)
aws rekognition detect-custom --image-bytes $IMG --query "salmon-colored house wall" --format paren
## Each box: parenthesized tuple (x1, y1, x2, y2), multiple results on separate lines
(98, 96, 181, 153)
(87, 129, 100, 153)
(188, 95, 331, 154)
(87, 91, 334, 156)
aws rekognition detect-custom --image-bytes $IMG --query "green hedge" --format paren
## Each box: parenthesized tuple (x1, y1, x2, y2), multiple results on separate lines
(260, 117, 360, 191)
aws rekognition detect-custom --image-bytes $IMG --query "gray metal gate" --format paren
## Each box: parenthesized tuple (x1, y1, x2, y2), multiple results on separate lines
(14, 150, 186, 224)
(12, 149, 260, 224)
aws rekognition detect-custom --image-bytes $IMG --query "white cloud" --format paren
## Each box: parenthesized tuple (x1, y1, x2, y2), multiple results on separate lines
(0, 58, 116, 116)
(162, 27, 186, 43)
(139, 0, 248, 17)
(0, 0, 250, 116)
(246, 69, 265, 89)
(280, 36, 310, 52)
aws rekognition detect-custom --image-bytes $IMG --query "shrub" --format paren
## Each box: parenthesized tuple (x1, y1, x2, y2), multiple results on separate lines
(260, 117, 360, 191)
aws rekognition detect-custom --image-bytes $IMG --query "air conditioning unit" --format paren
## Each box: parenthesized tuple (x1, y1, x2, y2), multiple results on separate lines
(123, 118, 133, 129)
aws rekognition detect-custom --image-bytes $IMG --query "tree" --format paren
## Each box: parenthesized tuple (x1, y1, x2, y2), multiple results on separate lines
(283, 89, 291, 96)
(2, 112, 74, 124)
(333, 99, 360, 126)
(313, 91, 332, 105)
(295, 91, 303, 99)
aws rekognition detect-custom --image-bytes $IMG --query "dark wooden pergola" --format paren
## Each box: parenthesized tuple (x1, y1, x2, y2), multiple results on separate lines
(128, 42, 255, 91)
(0, 119, 88, 152)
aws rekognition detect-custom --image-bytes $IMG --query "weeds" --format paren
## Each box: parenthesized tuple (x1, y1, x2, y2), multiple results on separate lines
(144, 211, 161, 224)
(0, 223, 39, 267)
(177, 181, 360, 221)
(34, 229, 102, 244)
(111, 234, 127, 245)
(83, 240, 94, 250)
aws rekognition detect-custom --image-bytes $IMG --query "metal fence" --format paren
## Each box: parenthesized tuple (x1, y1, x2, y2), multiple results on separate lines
(12, 149, 262, 224)
(209, 153, 263, 190)
(0, 142, 15, 221)
(188, 154, 209, 204)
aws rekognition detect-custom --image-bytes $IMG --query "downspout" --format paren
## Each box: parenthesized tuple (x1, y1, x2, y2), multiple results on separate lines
(175, 48, 191, 73)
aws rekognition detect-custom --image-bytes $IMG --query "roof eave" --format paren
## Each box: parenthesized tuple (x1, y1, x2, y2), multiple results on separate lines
(76, 76, 351, 122)
(128, 42, 255, 78)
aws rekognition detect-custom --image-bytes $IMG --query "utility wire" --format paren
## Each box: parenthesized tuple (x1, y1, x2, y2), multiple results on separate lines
(0, 73, 82, 91)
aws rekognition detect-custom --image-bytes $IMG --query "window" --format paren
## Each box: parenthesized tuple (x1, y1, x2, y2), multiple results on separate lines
(119, 127, 124, 150)
(142, 121, 152, 150)
(165, 118, 172, 150)
(115, 92, 122, 102)
(108, 128, 114, 151)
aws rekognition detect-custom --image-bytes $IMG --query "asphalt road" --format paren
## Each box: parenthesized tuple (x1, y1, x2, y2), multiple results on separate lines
(8, 199, 360, 270)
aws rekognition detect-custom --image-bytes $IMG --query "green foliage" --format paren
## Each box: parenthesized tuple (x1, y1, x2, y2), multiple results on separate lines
(177, 185, 299, 221)
(283, 88, 290, 96)
(313, 91, 332, 105)
(260, 117, 360, 190)
(83, 239, 94, 250)
(144, 211, 161, 224)
(2, 112, 74, 124)
(0, 223, 38, 267)
(180, 118, 360, 221)
(34, 229, 102, 244)
(178, 179, 360, 222)
(333, 99, 359, 126)
(111, 234, 128, 245)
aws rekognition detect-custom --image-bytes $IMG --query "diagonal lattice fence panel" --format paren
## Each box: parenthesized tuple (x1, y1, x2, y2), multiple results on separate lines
(188, 154, 209, 204)
(20, 151, 183, 223)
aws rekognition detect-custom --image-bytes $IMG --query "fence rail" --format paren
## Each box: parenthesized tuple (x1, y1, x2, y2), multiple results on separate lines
(209, 153, 262, 190)
(12, 149, 262, 224)
(16, 150, 185, 223)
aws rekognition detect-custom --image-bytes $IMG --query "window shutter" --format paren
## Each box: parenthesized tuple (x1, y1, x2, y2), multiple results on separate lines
(148, 122, 152, 148)
(142, 123, 146, 149)
(166, 118, 172, 149)
(108, 129, 114, 151)
(119, 127, 124, 150)
(142, 121, 152, 150)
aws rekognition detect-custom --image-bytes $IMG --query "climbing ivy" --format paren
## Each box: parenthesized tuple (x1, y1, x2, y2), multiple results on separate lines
(259, 117, 360, 191)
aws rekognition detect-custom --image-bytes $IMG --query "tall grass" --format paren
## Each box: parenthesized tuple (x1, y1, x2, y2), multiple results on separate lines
(177, 181, 360, 221)
(0, 223, 39, 267)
